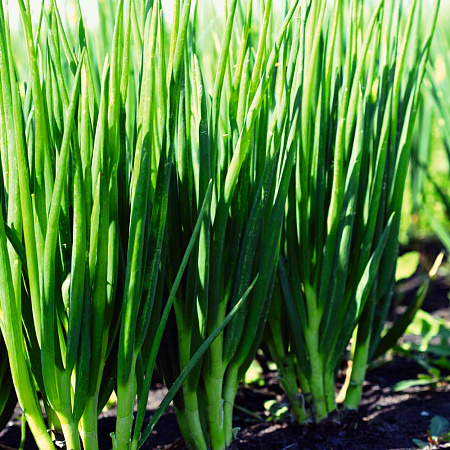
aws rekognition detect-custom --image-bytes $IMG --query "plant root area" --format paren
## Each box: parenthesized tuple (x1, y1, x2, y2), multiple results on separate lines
(1, 243, 448, 450)
(0, 357, 448, 450)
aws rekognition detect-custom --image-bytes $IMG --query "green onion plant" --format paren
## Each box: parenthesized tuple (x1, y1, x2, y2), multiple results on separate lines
(419, 27, 450, 252)
(376, 4, 449, 362)
(0, 0, 443, 449)
(371, 9, 450, 360)
(0, 1, 236, 449)
(404, 2, 450, 246)
(156, 1, 302, 449)
(263, 0, 440, 423)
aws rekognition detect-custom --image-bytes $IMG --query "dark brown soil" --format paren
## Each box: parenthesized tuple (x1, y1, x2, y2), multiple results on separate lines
(1, 356, 448, 450)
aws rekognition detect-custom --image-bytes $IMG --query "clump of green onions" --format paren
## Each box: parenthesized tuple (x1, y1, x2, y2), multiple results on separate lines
(264, 0, 440, 423)
(155, 1, 301, 449)
(0, 0, 443, 449)
(0, 0, 228, 449)
(417, 24, 450, 251)
(370, 4, 450, 359)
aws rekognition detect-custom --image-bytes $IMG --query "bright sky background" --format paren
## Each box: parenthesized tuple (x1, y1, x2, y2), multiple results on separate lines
(6, 0, 204, 29)
(6, 0, 444, 31)
(6, 0, 291, 29)
(8, 0, 107, 29)
(7, 0, 185, 29)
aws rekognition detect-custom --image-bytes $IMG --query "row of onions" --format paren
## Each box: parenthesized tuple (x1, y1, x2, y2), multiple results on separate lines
(0, 0, 440, 449)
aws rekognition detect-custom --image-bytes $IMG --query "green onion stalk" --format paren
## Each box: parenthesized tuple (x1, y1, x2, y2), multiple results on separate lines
(156, 1, 302, 449)
(263, 0, 440, 424)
